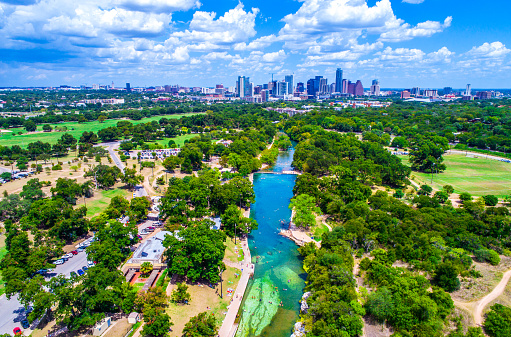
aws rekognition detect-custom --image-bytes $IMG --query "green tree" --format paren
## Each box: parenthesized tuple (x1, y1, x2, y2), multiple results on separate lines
(42, 124, 53, 132)
(163, 222, 226, 283)
(459, 192, 472, 202)
(129, 197, 151, 223)
(170, 282, 191, 304)
(220, 205, 258, 237)
(140, 262, 153, 276)
(289, 194, 320, 228)
(443, 185, 455, 195)
(50, 178, 83, 204)
(162, 156, 182, 172)
(24, 120, 36, 132)
(20, 178, 44, 201)
(120, 168, 144, 190)
(182, 312, 218, 337)
(483, 195, 499, 206)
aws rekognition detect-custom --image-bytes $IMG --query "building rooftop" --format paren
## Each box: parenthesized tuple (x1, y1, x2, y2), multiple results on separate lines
(129, 231, 172, 264)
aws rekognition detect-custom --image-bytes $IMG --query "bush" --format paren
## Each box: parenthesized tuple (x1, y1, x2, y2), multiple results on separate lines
(418, 184, 433, 196)
(483, 195, 499, 206)
(434, 191, 449, 203)
(393, 189, 404, 199)
(459, 192, 472, 202)
(434, 262, 460, 292)
(52, 164, 62, 171)
(474, 249, 500, 266)
(484, 304, 511, 337)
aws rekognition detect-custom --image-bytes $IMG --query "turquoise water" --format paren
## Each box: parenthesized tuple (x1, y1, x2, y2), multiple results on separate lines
(236, 147, 306, 337)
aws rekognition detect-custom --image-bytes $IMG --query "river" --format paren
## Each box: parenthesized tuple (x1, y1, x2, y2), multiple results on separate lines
(235, 146, 306, 337)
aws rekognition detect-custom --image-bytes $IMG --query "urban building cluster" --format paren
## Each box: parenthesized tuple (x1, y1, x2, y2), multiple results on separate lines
(230, 68, 380, 103)
(400, 84, 501, 102)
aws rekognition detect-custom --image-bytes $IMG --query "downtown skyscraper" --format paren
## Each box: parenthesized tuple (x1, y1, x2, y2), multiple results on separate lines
(335, 68, 343, 93)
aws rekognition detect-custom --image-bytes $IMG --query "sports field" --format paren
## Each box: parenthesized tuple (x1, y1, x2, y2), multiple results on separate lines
(405, 154, 511, 197)
(0, 112, 204, 147)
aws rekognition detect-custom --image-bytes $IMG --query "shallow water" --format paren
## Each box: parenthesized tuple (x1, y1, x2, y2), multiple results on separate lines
(235, 147, 305, 337)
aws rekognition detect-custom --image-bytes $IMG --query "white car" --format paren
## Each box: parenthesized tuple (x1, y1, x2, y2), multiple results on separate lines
(54, 259, 64, 265)
(87, 261, 95, 267)
(64, 253, 73, 259)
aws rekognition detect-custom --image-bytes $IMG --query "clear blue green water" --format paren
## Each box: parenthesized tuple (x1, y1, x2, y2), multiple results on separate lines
(236, 147, 306, 337)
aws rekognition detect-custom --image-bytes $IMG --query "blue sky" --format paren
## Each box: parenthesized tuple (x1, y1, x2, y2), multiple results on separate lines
(0, 0, 509, 88)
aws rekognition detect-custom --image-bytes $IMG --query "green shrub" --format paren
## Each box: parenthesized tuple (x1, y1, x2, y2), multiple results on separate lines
(474, 249, 500, 266)
(52, 164, 62, 171)
(483, 195, 499, 206)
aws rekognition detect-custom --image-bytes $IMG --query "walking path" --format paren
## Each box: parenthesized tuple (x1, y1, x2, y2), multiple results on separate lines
(454, 268, 511, 325)
(218, 238, 254, 337)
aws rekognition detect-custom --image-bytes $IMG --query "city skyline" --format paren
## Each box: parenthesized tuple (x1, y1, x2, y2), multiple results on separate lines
(0, 0, 510, 88)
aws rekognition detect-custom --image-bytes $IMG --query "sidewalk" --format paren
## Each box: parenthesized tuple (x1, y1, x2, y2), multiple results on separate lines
(218, 238, 254, 337)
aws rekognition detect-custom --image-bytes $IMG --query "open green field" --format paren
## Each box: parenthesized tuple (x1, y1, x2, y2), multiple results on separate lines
(78, 187, 130, 218)
(403, 154, 511, 197)
(0, 234, 6, 295)
(151, 134, 198, 148)
(0, 112, 204, 147)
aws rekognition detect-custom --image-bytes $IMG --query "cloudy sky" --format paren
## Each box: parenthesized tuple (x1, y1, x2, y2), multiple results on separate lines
(0, 0, 510, 88)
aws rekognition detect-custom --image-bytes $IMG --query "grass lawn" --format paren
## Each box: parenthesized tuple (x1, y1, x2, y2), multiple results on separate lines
(166, 265, 241, 337)
(0, 234, 6, 295)
(224, 237, 245, 263)
(76, 187, 130, 218)
(402, 154, 511, 197)
(0, 113, 204, 147)
(151, 134, 198, 148)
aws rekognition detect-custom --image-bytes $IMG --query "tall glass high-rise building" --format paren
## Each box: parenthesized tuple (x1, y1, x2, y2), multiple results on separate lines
(284, 75, 294, 94)
(335, 68, 343, 93)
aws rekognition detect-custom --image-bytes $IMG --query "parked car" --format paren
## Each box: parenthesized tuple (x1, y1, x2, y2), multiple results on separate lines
(87, 261, 95, 267)
(64, 253, 73, 259)
(21, 319, 30, 329)
(13, 327, 22, 335)
(82, 266, 88, 272)
(54, 259, 64, 265)
(70, 271, 77, 278)
(77, 269, 84, 276)
(71, 250, 78, 255)
(77, 247, 85, 252)
(59, 256, 68, 262)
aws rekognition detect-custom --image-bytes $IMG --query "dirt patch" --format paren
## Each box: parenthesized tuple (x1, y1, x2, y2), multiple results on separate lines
(363, 315, 393, 337)
(104, 318, 133, 337)
(452, 256, 511, 302)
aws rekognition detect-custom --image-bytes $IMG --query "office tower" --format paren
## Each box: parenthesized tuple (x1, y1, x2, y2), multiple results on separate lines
(254, 85, 262, 95)
(262, 83, 268, 90)
(443, 87, 453, 95)
(285, 75, 294, 94)
(314, 76, 323, 95)
(335, 68, 343, 93)
(354, 80, 364, 96)
(465, 84, 471, 96)
(261, 89, 269, 102)
(126, 83, 131, 92)
(342, 79, 348, 94)
(236, 76, 252, 98)
(296, 82, 304, 92)
(370, 79, 380, 96)
(276, 81, 288, 96)
(318, 78, 328, 94)
(348, 81, 355, 95)
(424, 89, 437, 97)
(307, 79, 315, 96)
(401, 91, 411, 99)
(268, 81, 277, 96)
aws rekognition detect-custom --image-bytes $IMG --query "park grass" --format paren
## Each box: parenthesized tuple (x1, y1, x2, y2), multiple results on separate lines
(0, 234, 6, 295)
(402, 154, 511, 197)
(150, 134, 198, 148)
(224, 237, 245, 263)
(76, 187, 130, 218)
(166, 265, 241, 337)
(0, 113, 204, 147)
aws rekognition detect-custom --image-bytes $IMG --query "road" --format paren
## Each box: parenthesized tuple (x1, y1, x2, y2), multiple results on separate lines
(0, 294, 31, 335)
(99, 141, 148, 197)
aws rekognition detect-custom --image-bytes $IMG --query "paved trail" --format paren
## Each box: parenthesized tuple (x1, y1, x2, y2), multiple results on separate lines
(454, 268, 511, 325)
